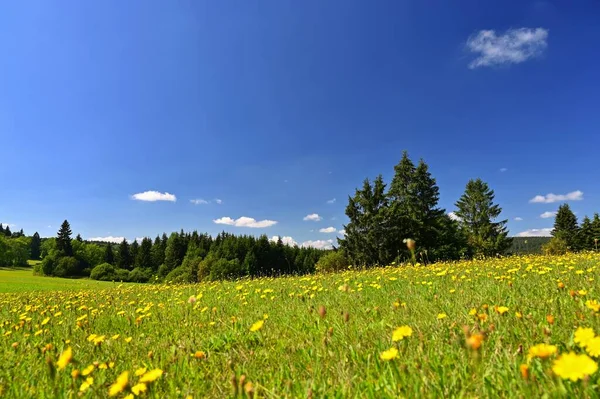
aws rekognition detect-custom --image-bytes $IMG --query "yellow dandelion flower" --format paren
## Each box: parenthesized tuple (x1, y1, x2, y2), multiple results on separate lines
(515, 311, 523, 319)
(574, 327, 596, 348)
(437, 313, 447, 320)
(380, 347, 399, 361)
(41, 317, 50, 326)
(192, 351, 206, 359)
(79, 377, 93, 393)
(585, 337, 600, 357)
(109, 371, 129, 397)
(250, 320, 264, 332)
(82, 365, 95, 376)
(552, 352, 598, 381)
(139, 369, 163, 383)
(56, 347, 73, 370)
(495, 306, 509, 315)
(527, 343, 557, 360)
(134, 367, 147, 377)
(125, 337, 133, 343)
(392, 326, 413, 342)
(131, 383, 147, 395)
(468, 308, 477, 316)
(586, 300, 600, 312)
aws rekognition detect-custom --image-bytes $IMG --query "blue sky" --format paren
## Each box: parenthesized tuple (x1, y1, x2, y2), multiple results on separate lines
(1, 1, 599, 248)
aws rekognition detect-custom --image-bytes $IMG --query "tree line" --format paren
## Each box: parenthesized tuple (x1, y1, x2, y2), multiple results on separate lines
(338, 151, 512, 267)
(0, 224, 40, 267)
(37, 221, 324, 282)
(547, 204, 600, 253)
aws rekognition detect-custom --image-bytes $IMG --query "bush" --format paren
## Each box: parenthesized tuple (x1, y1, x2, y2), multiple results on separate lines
(129, 267, 152, 283)
(54, 257, 79, 277)
(209, 258, 241, 281)
(543, 237, 568, 255)
(90, 263, 117, 281)
(157, 264, 170, 279)
(41, 253, 58, 276)
(165, 265, 193, 283)
(315, 251, 349, 273)
(115, 268, 130, 282)
(33, 262, 44, 276)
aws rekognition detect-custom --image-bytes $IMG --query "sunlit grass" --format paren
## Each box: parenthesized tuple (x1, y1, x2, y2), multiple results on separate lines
(1, 253, 600, 397)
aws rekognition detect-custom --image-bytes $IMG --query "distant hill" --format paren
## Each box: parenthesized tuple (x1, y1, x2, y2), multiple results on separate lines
(507, 236, 551, 255)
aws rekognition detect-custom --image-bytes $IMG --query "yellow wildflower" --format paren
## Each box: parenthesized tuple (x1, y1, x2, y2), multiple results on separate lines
(134, 367, 147, 377)
(574, 327, 596, 348)
(380, 347, 399, 361)
(139, 369, 163, 383)
(109, 371, 129, 397)
(527, 343, 557, 360)
(552, 352, 598, 381)
(131, 383, 147, 395)
(392, 326, 413, 342)
(585, 337, 600, 357)
(56, 347, 72, 370)
(437, 313, 447, 320)
(250, 320, 264, 332)
(81, 365, 95, 376)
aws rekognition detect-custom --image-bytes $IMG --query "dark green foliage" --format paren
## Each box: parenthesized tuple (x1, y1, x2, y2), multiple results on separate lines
(90, 263, 118, 281)
(151, 235, 166, 271)
(41, 253, 58, 276)
(579, 216, 594, 250)
(4, 225, 11, 237)
(116, 239, 132, 270)
(75, 234, 83, 242)
(130, 240, 139, 265)
(164, 232, 186, 273)
(129, 267, 153, 283)
(0, 235, 29, 266)
(542, 237, 568, 255)
(56, 220, 73, 256)
(30, 232, 42, 260)
(552, 204, 580, 250)
(136, 238, 153, 269)
(508, 237, 551, 255)
(54, 256, 79, 277)
(455, 179, 512, 258)
(103, 244, 114, 264)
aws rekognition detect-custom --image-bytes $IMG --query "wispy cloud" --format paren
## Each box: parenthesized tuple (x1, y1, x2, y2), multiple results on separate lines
(540, 211, 556, 219)
(214, 198, 223, 205)
(516, 228, 553, 237)
(529, 190, 583, 204)
(466, 27, 548, 69)
(303, 213, 322, 222)
(514, 217, 523, 221)
(0, 222, 15, 228)
(213, 216, 277, 228)
(269, 236, 298, 246)
(448, 212, 462, 221)
(338, 229, 346, 236)
(87, 236, 125, 243)
(190, 199, 209, 205)
(500, 168, 508, 172)
(131, 191, 176, 202)
(326, 198, 336, 204)
(319, 227, 337, 233)
(301, 239, 334, 250)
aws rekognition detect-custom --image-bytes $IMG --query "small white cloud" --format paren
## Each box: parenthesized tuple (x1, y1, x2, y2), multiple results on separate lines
(500, 168, 508, 172)
(529, 190, 583, 204)
(134, 237, 149, 243)
(1, 222, 16, 228)
(269, 236, 298, 246)
(319, 227, 337, 233)
(87, 236, 126, 243)
(338, 229, 346, 236)
(47, 225, 52, 228)
(326, 198, 336, 204)
(466, 27, 548, 69)
(213, 216, 277, 228)
(190, 199, 209, 205)
(516, 228, 553, 237)
(214, 198, 223, 205)
(540, 211, 557, 219)
(448, 212, 462, 221)
(303, 213, 322, 222)
(514, 217, 523, 221)
(301, 239, 334, 250)
(131, 191, 176, 202)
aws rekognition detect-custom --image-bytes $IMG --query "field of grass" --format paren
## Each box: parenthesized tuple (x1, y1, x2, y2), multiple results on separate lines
(0, 267, 122, 293)
(2, 253, 600, 398)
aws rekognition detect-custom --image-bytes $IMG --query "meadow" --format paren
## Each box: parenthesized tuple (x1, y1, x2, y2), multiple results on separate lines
(2, 253, 600, 398)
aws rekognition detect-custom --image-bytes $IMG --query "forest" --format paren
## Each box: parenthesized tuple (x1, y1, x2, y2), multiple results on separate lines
(2, 152, 599, 282)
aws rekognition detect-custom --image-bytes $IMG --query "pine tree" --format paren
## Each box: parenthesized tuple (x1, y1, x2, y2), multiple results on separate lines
(30, 232, 42, 260)
(387, 151, 417, 248)
(75, 234, 83, 242)
(151, 236, 164, 270)
(164, 232, 185, 272)
(552, 204, 580, 250)
(130, 240, 140, 263)
(136, 238, 153, 269)
(56, 220, 73, 256)
(579, 216, 594, 250)
(116, 239, 132, 270)
(0, 224, 4, 235)
(104, 243, 114, 265)
(4, 225, 12, 237)
(455, 179, 512, 257)
(592, 214, 600, 250)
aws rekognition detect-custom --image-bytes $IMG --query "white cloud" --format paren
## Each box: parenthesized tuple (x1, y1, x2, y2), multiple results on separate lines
(448, 212, 462, 221)
(190, 199, 209, 205)
(131, 191, 176, 202)
(514, 217, 523, 221)
(303, 213, 322, 222)
(87, 236, 125, 243)
(213, 216, 277, 228)
(540, 211, 557, 219)
(338, 229, 346, 236)
(319, 227, 337, 233)
(529, 190, 583, 204)
(466, 27, 548, 69)
(516, 228, 553, 237)
(326, 198, 336, 204)
(301, 239, 334, 250)
(269, 236, 298, 246)
(500, 168, 508, 172)
(214, 198, 223, 205)
(1, 222, 15, 228)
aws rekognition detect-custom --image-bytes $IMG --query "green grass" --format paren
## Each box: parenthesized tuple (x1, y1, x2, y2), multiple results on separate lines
(0, 267, 122, 293)
(2, 253, 600, 398)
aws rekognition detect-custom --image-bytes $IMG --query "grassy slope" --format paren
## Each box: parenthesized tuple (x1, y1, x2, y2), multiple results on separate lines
(1, 253, 600, 397)
(0, 267, 121, 293)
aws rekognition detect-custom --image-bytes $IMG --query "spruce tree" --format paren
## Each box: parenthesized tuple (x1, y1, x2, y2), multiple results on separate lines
(56, 220, 73, 256)
(4, 225, 12, 237)
(455, 179, 511, 257)
(116, 239, 132, 270)
(164, 232, 185, 272)
(30, 232, 42, 260)
(592, 214, 600, 250)
(151, 235, 164, 270)
(130, 240, 139, 263)
(579, 216, 594, 250)
(552, 204, 580, 250)
(136, 238, 153, 269)
(75, 234, 83, 242)
(104, 243, 114, 265)
(0, 224, 4, 235)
